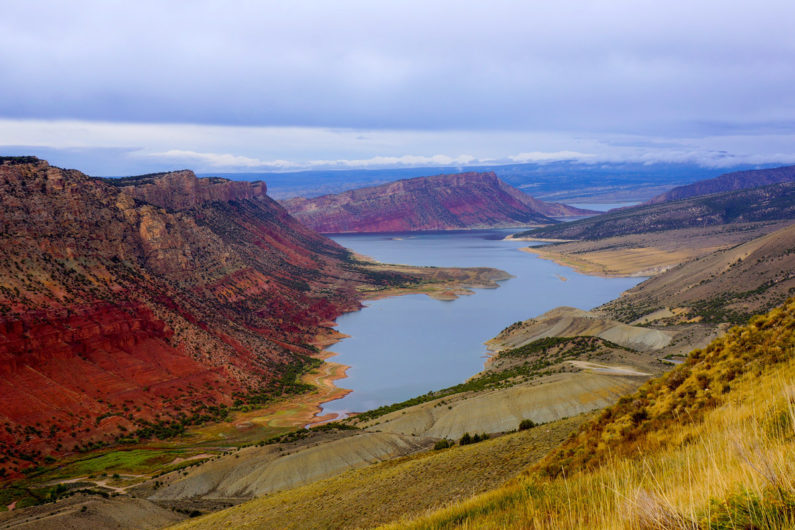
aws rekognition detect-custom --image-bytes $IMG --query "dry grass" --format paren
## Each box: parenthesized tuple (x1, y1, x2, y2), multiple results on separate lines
(169, 416, 587, 530)
(394, 300, 795, 529)
(173, 300, 795, 530)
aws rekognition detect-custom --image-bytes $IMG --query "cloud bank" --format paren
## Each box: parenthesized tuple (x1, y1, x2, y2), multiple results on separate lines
(1, 0, 794, 136)
(1, 1, 794, 173)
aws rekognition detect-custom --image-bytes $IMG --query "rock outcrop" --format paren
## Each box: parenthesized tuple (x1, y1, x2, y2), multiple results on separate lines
(282, 171, 594, 233)
(0, 157, 388, 476)
(109, 170, 268, 211)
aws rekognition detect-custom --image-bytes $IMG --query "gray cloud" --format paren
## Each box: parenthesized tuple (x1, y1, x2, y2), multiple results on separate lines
(2, 0, 795, 136)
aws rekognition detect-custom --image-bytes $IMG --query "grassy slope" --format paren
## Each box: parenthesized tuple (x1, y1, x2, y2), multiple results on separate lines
(170, 416, 588, 530)
(398, 298, 795, 529)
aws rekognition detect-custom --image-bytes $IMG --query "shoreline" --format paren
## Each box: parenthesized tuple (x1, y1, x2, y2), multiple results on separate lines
(302, 349, 353, 425)
(519, 245, 669, 278)
(287, 236, 665, 427)
(519, 246, 622, 278)
(302, 265, 514, 422)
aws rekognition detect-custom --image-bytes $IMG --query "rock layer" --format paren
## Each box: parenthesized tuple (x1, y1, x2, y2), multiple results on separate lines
(282, 171, 594, 233)
(0, 157, 384, 476)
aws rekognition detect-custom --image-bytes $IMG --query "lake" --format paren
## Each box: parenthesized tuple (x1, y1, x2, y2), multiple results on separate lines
(319, 230, 641, 418)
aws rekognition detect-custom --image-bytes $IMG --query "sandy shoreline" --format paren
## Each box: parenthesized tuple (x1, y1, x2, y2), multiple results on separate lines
(519, 245, 679, 278)
(519, 246, 622, 278)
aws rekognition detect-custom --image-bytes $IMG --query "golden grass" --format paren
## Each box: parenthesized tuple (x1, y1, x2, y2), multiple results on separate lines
(172, 300, 795, 530)
(394, 300, 795, 529)
(169, 416, 587, 530)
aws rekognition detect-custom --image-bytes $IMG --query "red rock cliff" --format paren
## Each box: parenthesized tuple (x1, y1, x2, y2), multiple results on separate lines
(282, 171, 595, 233)
(0, 157, 375, 476)
(118, 170, 268, 210)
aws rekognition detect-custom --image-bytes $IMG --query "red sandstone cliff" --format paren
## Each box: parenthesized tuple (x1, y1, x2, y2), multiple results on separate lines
(111, 170, 269, 210)
(0, 157, 382, 476)
(281, 171, 595, 233)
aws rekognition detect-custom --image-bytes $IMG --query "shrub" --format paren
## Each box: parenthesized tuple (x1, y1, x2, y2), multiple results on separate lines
(460, 432, 489, 445)
(518, 419, 536, 431)
(433, 439, 453, 450)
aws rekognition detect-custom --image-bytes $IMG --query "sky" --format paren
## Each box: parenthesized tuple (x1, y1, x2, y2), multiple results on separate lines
(1, 0, 795, 175)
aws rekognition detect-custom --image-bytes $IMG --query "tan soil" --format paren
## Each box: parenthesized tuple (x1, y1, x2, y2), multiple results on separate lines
(360, 371, 647, 439)
(517, 221, 792, 277)
(0, 494, 184, 529)
(486, 306, 674, 352)
(148, 431, 431, 501)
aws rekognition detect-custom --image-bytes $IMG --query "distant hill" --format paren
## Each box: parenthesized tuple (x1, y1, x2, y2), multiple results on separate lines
(514, 180, 795, 241)
(215, 161, 751, 202)
(281, 172, 595, 233)
(646, 164, 795, 204)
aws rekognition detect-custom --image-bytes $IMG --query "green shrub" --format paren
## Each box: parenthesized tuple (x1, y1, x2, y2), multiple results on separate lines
(459, 432, 489, 445)
(433, 439, 453, 450)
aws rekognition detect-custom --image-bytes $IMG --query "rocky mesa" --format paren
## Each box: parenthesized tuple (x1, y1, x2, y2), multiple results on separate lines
(281, 171, 595, 233)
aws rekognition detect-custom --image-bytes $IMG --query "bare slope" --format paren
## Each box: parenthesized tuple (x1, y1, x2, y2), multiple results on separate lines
(601, 221, 795, 324)
(148, 431, 430, 502)
(281, 171, 594, 233)
(487, 306, 674, 351)
(357, 372, 643, 439)
(168, 416, 588, 530)
(0, 494, 184, 530)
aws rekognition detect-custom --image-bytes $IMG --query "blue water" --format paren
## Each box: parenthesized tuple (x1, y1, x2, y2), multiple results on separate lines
(320, 230, 641, 417)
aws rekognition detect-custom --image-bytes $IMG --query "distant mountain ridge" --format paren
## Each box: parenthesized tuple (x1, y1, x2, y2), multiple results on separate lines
(645, 164, 795, 204)
(514, 180, 795, 241)
(281, 171, 595, 233)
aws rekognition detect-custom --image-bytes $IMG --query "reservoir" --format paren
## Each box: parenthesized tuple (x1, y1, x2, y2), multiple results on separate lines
(320, 230, 642, 418)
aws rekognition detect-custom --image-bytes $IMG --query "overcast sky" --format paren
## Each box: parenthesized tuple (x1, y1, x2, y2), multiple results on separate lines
(2, 0, 794, 174)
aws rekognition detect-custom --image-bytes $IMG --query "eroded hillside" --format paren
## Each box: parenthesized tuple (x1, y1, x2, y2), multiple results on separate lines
(0, 158, 504, 478)
(400, 298, 795, 529)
